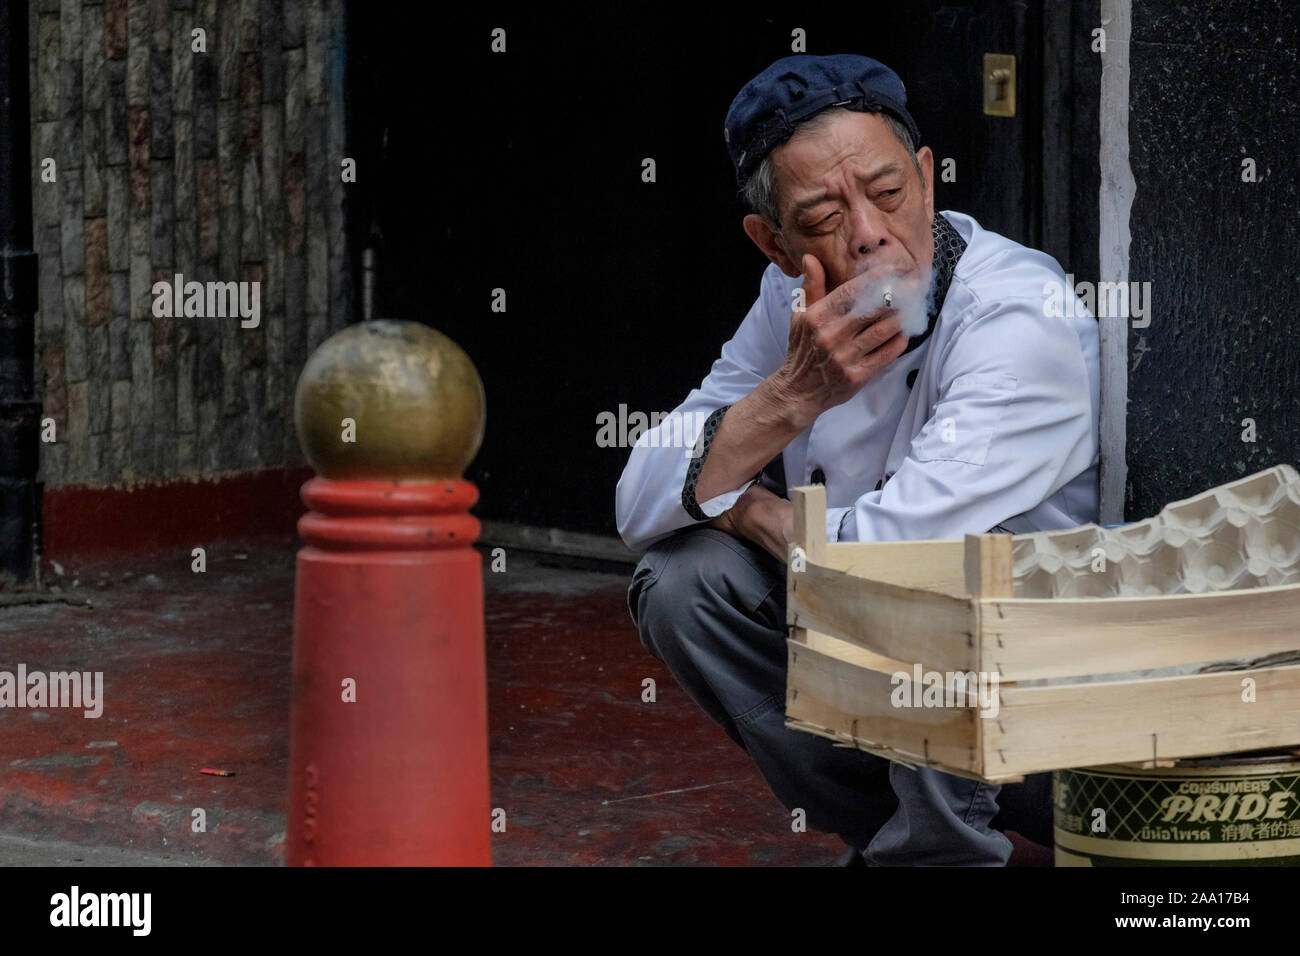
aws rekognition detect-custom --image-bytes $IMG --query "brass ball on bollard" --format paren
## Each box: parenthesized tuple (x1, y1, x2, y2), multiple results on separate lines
(294, 320, 485, 480)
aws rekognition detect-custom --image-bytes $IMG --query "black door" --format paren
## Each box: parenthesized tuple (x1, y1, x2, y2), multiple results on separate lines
(348, 3, 1096, 536)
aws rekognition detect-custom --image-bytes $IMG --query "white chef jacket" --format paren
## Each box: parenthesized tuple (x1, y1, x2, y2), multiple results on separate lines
(615, 210, 1100, 552)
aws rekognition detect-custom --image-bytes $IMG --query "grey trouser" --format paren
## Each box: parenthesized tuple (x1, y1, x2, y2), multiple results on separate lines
(627, 526, 1014, 866)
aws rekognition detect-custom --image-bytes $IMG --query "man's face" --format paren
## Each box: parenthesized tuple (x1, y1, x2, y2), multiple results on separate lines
(746, 110, 935, 294)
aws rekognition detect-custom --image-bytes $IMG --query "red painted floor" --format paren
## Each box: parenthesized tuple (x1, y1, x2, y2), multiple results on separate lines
(0, 539, 1048, 866)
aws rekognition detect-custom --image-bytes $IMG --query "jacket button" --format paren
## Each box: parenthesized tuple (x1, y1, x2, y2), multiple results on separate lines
(810, 468, 826, 485)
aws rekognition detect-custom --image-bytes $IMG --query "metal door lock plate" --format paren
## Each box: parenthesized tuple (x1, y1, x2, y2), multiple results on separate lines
(983, 53, 1016, 117)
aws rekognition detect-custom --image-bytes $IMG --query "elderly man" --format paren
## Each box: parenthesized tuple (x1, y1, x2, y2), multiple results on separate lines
(616, 54, 1099, 866)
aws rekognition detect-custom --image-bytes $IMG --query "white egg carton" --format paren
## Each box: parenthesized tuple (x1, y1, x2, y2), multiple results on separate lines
(1011, 465, 1300, 598)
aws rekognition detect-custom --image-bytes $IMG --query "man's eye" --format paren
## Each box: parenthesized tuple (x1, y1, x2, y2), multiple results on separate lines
(817, 212, 840, 226)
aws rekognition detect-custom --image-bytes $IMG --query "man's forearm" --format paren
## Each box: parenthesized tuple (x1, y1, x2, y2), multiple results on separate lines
(695, 377, 812, 503)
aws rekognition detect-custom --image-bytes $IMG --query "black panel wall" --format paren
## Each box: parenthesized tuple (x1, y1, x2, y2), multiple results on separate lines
(1126, 2, 1299, 520)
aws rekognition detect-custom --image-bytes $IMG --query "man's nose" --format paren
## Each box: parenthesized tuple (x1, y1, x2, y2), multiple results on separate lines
(848, 203, 889, 259)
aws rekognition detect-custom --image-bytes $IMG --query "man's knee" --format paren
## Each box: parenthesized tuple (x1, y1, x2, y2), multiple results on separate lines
(628, 527, 784, 655)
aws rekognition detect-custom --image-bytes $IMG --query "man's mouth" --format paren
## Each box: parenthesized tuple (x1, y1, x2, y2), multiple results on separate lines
(847, 264, 934, 337)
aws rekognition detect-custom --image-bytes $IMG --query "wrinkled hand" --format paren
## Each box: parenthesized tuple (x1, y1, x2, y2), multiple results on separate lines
(708, 481, 795, 563)
(772, 253, 911, 429)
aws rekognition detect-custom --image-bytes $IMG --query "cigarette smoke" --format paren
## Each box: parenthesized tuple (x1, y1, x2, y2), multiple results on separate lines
(844, 262, 936, 338)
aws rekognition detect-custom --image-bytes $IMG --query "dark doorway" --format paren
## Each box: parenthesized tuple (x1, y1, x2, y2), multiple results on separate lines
(347, 4, 1098, 536)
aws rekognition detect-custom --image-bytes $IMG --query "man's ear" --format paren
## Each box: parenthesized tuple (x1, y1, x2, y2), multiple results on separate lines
(743, 214, 802, 278)
(916, 145, 935, 223)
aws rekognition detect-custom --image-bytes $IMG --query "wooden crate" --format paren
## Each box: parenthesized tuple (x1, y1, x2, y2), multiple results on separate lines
(784, 484, 1300, 783)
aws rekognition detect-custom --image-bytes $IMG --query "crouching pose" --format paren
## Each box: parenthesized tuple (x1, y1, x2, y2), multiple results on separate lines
(616, 54, 1099, 865)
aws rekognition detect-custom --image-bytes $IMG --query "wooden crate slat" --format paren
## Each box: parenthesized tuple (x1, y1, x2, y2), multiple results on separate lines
(983, 663, 1300, 775)
(784, 714, 934, 770)
(791, 482, 828, 565)
(800, 628, 908, 673)
(786, 640, 978, 772)
(788, 640, 971, 726)
(983, 584, 1300, 681)
(823, 539, 968, 596)
(789, 559, 978, 671)
(964, 533, 1014, 599)
(782, 711, 995, 780)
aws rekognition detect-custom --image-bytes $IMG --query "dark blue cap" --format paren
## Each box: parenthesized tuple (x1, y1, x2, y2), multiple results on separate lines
(724, 54, 921, 186)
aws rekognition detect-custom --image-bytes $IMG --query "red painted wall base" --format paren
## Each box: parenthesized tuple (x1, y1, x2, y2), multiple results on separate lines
(41, 467, 315, 568)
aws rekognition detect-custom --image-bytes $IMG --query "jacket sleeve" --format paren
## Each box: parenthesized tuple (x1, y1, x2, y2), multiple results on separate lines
(827, 294, 1098, 543)
(615, 266, 790, 552)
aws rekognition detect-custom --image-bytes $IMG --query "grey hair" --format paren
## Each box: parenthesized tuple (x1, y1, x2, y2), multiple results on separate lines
(741, 107, 923, 230)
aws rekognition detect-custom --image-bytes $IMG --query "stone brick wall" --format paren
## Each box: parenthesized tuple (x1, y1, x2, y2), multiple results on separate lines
(29, 0, 351, 488)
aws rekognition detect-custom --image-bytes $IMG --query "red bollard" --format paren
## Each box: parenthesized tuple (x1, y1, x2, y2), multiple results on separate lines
(286, 321, 489, 866)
